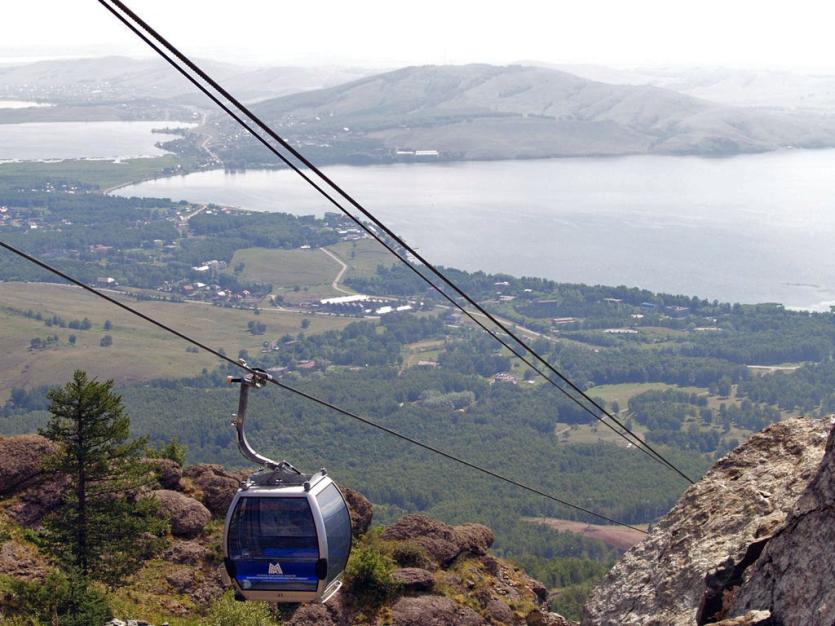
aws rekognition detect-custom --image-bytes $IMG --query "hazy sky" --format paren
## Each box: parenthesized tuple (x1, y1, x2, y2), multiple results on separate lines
(3, 1, 835, 71)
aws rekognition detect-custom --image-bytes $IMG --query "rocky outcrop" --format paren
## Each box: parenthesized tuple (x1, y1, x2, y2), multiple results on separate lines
(726, 417, 835, 625)
(391, 595, 488, 626)
(583, 417, 835, 626)
(381, 514, 494, 568)
(392, 567, 435, 592)
(182, 463, 244, 517)
(341, 485, 373, 536)
(146, 458, 183, 490)
(5, 474, 70, 527)
(0, 435, 58, 495)
(151, 489, 211, 538)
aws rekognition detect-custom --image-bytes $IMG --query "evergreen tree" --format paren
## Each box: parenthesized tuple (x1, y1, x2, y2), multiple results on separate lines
(39, 370, 167, 588)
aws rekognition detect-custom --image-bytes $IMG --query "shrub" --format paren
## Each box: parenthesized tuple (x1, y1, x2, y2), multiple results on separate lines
(391, 540, 431, 569)
(344, 542, 400, 604)
(206, 590, 279, 626)
(7, 572, 112, 626)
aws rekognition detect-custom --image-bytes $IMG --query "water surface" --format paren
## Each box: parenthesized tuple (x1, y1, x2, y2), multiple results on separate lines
(116, 151, 835, 309)
(0, 121, 193, 161)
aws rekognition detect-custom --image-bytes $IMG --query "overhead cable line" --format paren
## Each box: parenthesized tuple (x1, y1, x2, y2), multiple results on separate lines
(99, 0, 694, 485)
(0, 239, 648, 534)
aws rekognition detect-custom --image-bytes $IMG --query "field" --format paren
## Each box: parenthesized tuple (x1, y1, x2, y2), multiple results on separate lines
(0, 156, 190, 191)
(0, 282, 351, 399)
(228, 246, 348, 303)
(523, 517, 648, 552)
(327, 238, 397, 280)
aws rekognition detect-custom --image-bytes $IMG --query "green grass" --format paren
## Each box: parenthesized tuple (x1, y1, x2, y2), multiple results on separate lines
(0, 156, 194, 191)
(327, 238, 397, 280)
(585, 382, 708, 409)
(228, 247, 347, 304)
(0, 282, 351, 397)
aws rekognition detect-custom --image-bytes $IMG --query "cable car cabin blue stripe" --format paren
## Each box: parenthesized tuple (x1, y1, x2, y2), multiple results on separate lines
(233, 559, 319, 592)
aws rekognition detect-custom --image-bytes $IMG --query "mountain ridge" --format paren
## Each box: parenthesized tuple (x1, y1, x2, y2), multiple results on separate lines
(207, 63, 835, 165)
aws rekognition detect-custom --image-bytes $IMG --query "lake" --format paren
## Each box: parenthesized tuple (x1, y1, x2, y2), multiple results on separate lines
(0, 121, 193, 161)
(115, 150, 835, 310)
(0, 100, 52, 109)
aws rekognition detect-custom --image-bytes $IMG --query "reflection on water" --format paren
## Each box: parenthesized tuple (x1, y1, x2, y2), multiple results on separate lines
(0, 121, 194, 161)
(115, 150, 835, 309)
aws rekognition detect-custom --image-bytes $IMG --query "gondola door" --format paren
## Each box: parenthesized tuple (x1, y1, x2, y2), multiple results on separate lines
(226, 492, 324, 602)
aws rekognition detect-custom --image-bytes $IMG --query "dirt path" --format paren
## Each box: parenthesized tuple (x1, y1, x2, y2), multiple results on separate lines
(319, 247, 352, 295)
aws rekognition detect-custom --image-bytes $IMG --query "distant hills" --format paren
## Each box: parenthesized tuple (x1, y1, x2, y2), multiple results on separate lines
(210, 64, 835, 165)
(539, 62, 835, 112)
(0, 56, 373, 104)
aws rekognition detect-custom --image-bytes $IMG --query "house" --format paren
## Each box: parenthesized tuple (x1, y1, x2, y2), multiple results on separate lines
(492, 373, 518, 385)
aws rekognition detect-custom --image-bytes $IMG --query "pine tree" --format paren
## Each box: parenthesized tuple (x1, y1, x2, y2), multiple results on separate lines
(39, 370, 167, 588)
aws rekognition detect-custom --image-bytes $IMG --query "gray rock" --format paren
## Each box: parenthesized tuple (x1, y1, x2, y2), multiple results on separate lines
(6, 474, 70, 526)
(392, 567, 435, 592)
(485, 598, 515, 625)
(183, 463, 244, 517)
(146, 458, 182, 490)
(706, 610, 772, 625)
(391, 595, 488, 625)
(728, 419, 835, 626)
(381, 514, 496, 568)
(163, 540, 208, 565)
(340, 485, 373, 536)
(0, 435, 58, 495)
(151, 489, 211, 538)
(582, 417, 834, 626)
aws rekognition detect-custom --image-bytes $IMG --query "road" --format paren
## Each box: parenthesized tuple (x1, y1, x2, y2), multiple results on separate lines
(319, 247, 352, 295)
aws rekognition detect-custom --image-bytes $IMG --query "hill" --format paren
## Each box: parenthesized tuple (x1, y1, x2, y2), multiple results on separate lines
(208, 64, 835, 165)
(0, 56, 372, 105)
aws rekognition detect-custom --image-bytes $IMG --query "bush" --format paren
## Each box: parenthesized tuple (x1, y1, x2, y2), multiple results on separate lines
(148, 436, 187, 467)
(206, 590, 279, 626)
(7, 572, 112, 626)
(344, 542, 400, 604)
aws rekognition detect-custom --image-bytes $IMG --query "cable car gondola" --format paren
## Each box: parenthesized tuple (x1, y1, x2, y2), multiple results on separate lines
(222, 369, 352, 603)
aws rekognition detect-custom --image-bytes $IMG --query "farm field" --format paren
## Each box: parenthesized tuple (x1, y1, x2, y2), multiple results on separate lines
(523, 517, 648, 552)
(227, 246, 348, 303)
(0, 282, 351, 399)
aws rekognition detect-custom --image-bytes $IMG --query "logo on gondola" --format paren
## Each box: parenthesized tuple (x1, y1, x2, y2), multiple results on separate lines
(268, 562, 284, 575)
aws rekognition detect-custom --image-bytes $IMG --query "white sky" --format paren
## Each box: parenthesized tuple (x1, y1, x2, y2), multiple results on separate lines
(3, 0, 835, 71)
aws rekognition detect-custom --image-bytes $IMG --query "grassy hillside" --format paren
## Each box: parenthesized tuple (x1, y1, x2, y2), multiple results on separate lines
(0, 282, 350, 400)
(210, 64, 835, 165)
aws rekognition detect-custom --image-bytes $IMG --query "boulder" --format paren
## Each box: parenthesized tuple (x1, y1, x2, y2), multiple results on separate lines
(454, 523, 495, 556)
(340, 485, 373, 536)
(146, 458, 182, 490)
(182, 464, 242, 517)
(163, 540, 208, 565)
(6, 474, 70, 526)
(381, 514, 461, 567)
(152, 489, 211, 538)
(285, 603, 337, 626)
(391, 595, 488, 625)
(707, 610, 772, 625)
(381, 514, 496, 568)
(727, 419, 835, 626)
(392, 567, 435, 593)
(582, 417, 834, 626)
(0, 435, 58, 495)
(484, 598, 515, 625)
